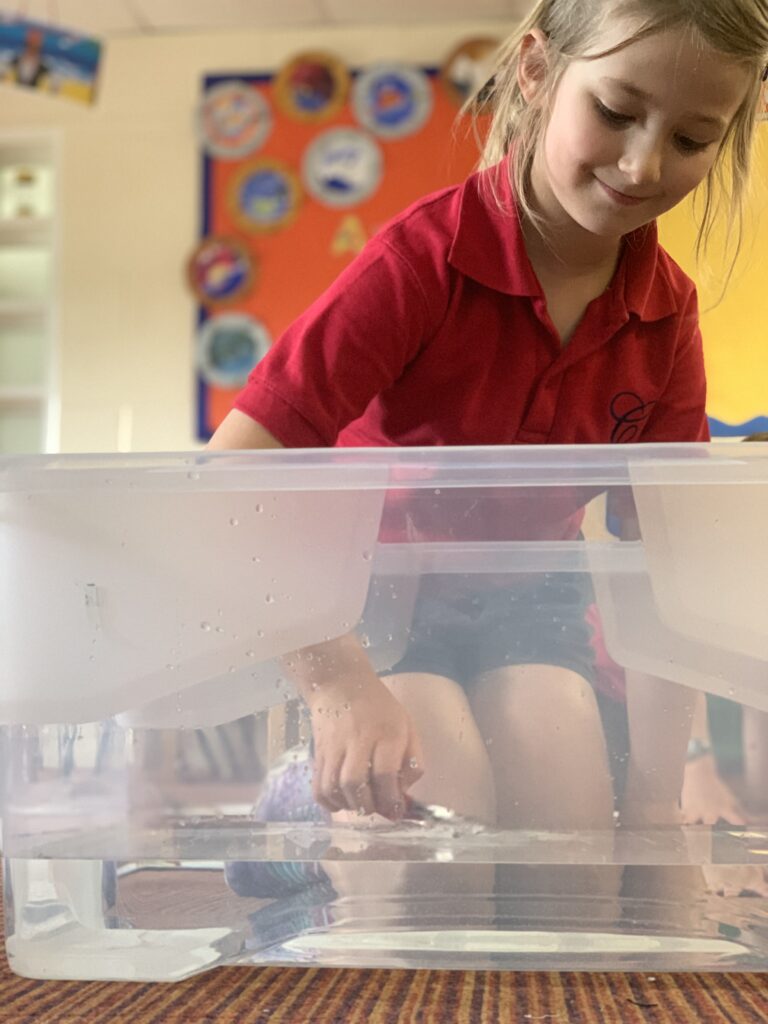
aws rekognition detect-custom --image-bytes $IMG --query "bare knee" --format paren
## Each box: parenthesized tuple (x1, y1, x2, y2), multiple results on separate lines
(473, 665, 600, 727)
(381, 672, 497, 824)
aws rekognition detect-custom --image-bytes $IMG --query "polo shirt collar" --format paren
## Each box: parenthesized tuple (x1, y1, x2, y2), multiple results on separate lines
(448, 159, 680, 323)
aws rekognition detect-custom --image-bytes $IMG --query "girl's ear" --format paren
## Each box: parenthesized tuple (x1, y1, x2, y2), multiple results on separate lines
(518, 28, 551, 104)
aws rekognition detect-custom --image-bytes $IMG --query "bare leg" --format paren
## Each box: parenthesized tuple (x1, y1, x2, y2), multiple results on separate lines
(470, 666, 621, 928)
(619, 671, 705, 930)
(744, 707, 768, 817)
(323, 672, 497, 928)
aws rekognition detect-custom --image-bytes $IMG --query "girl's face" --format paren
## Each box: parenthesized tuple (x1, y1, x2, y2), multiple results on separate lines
(529, 23, 753, 241)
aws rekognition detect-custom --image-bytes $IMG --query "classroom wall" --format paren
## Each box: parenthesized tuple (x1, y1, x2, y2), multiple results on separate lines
(659, 137, 768, 436)
(0, 20, 516, 453)
(0, 20, 765, 451)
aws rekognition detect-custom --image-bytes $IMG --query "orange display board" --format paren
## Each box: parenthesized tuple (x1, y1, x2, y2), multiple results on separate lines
(195, 68, 486, 439)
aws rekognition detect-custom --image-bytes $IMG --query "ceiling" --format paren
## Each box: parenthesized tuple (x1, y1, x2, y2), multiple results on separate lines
(0, 1, 528, 36)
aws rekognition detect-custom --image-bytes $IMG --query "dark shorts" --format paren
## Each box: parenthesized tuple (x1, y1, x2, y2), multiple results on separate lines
(381, 571, 629, 800)
(384, 572, 597, 687)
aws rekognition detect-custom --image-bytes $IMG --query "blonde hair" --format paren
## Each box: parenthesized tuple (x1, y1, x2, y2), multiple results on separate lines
(468, 0, 768, 274)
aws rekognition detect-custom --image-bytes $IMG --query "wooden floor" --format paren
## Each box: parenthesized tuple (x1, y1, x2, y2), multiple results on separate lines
(0, 870, 766, 1023)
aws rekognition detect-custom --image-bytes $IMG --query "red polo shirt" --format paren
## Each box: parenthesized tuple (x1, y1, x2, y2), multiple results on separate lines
(235, 162, 708, 451)
(234, 162, 708, 540)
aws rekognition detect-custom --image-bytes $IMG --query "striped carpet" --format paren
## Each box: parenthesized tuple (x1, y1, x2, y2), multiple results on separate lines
(0, 961, 767, 1024)
(1, 923, 767, 1024)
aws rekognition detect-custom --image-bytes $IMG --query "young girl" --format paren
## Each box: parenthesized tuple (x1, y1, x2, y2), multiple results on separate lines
(211, 1, 768, 922)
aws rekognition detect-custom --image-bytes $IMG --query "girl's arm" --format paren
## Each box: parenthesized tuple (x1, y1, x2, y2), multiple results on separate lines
(206, 411, 424, 819)
(207, 409, 284, 450)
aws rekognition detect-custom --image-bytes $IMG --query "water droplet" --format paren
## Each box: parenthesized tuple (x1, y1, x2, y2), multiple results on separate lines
(257, 629, 265, 639)
(360, 634, 371, 648)
(265, 594, 275, 604)
(343, 702, 351, 711)
(362, 550, 372, 562)
(228, 666, 236, 674)
(434, 488, 441, 495)
(255, 503, 264, 513)
(200, 621, 212, 632)
(408, 758, 419, 770)
(229, 517, 239, 527)
(246, 650, 255, 659)
(187, 471, 200, 481)
(215, 626, 225, 634)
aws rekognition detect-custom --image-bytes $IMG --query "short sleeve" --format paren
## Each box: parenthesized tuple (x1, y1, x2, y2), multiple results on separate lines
(233, 238, 432, 447)
(607, 285, 709, 535)
(641, 285, 710, 443)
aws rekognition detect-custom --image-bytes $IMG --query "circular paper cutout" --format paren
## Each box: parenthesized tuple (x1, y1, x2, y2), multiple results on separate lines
(441, 38, 500, 107)
(352, 63, 433, 140)
(187, 236, 255, 308)
(229, 159, 302, 232)
(199, 80, 272, 159)
(197, 313, 271, 388)
(274, 51, 350, 123)
(303, 128, 383, 208)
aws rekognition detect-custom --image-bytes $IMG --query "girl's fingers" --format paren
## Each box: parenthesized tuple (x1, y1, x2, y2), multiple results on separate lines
(371, 740, 408, 820)
(313, 754, 345, 812)
(339, 744, 376, 816)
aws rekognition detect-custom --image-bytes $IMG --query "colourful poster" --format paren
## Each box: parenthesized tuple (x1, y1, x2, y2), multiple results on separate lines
(0, 15, 101, 105)
(195, 62, 486, 440)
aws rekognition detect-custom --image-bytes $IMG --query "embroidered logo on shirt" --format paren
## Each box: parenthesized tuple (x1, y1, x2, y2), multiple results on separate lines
(610, 391, 657, 442)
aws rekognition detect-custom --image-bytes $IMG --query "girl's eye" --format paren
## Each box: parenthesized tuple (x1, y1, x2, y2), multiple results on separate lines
(675, 135, 711, 155)
(594, 99, 633, 127)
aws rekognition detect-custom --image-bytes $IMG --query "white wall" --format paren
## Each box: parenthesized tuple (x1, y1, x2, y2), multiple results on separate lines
(0, 21, 515, 452)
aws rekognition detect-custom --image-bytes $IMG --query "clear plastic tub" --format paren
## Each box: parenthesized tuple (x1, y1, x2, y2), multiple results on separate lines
(1, 444, 767, 980)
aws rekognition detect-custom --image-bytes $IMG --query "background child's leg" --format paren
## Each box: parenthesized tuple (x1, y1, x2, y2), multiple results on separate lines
(469, 665, 622, 927)
(322, 672, 497, 925)
(744, 706, 768, 815)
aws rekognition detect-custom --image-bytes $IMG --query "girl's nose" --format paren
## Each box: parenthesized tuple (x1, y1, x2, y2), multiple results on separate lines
(617, 140, 663, 188)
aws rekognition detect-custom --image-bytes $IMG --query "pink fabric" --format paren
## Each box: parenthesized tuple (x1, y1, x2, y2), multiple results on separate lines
(586, 602, 627, 703)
